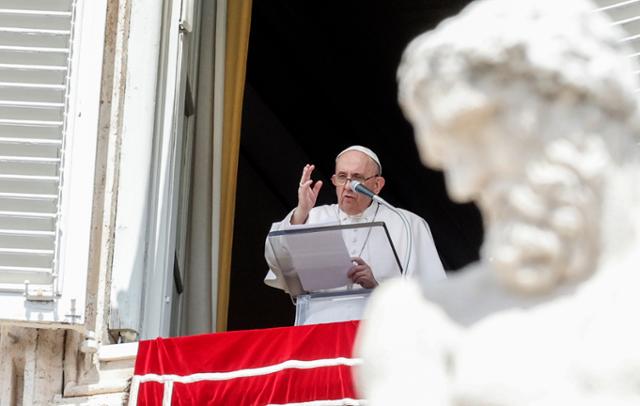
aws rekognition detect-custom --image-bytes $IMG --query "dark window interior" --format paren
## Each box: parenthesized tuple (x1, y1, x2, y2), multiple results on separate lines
(229, 0, 482, 330)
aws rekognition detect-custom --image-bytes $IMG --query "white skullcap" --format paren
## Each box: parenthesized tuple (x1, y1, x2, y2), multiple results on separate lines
(336, 145, 382, 174)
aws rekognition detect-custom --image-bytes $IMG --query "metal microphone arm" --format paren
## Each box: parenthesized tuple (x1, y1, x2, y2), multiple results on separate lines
(350, 181, 412, 275)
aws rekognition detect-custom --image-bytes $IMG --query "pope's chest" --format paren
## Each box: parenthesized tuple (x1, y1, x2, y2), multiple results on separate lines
(340, 217, 376, 257)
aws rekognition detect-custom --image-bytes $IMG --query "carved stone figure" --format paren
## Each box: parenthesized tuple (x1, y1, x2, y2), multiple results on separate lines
(355, 0, 640, 404)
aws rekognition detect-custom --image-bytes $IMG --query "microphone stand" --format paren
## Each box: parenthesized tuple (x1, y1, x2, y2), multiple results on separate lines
(351, 181, 412, 275)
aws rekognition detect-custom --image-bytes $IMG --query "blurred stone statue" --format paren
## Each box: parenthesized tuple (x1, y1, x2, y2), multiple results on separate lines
(355, 0, 640, 404)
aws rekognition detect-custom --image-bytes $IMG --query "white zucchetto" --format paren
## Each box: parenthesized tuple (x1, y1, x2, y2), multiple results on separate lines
(336, 145, 382, 174)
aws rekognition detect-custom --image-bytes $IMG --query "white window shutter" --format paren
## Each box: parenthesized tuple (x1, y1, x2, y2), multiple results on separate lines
(0, 0, 106, 325)
(0, 0, 70, 289)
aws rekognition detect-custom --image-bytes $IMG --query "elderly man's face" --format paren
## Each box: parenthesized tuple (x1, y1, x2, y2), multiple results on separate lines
(334, 151, 385, 215)
(412, 104, 595, 292)
(413, 104, 536, 207)
(415, 121, 493, 204)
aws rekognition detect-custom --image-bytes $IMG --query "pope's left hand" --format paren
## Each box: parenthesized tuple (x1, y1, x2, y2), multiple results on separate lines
(348, 257, 379, 289)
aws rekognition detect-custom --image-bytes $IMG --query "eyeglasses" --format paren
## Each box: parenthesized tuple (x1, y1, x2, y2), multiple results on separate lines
(331, 173, 379, 186)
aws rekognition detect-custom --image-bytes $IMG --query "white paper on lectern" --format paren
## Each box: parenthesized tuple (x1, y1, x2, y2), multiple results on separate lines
(282, 225, 353, 291)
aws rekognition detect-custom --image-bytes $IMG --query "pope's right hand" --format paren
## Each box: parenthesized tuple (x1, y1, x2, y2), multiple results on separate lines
(291, 164, 323, 224)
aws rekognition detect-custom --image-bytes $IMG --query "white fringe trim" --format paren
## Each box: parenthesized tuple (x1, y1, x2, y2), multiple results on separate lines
(128, 357, 362, 405)
(134, 357, 361, 383)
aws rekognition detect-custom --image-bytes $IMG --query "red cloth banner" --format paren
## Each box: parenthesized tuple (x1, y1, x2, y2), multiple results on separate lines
(130, 321, 361, 405)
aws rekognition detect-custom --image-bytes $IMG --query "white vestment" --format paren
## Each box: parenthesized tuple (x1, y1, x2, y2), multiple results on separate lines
(264, 201, 446, 292)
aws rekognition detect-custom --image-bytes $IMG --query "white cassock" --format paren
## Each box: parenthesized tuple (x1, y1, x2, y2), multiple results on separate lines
(263, 201, 446, 292)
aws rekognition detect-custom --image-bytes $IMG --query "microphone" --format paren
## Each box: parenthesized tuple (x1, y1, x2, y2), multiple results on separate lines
(349, 179, 413, 276)
(350, 180, 376, 199)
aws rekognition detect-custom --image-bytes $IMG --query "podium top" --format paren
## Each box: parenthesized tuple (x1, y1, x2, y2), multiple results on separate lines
(266, 221, 402, 297)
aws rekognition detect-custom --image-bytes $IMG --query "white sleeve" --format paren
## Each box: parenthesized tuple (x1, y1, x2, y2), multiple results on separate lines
(263, 209, 297, 291)
(407, 215, 447, 282)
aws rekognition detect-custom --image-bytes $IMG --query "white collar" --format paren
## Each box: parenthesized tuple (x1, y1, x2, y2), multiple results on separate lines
(338, 201, 379, 223)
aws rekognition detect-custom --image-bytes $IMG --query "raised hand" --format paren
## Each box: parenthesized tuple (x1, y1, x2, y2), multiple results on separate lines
(348, 257, 378, 289)
(291, 164, 323, 224)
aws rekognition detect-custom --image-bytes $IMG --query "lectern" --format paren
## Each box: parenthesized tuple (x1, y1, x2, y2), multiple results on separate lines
(266, 222, 402, 325)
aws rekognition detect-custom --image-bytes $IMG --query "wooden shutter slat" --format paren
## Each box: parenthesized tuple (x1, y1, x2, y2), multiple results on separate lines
(0, 0, 67, 287)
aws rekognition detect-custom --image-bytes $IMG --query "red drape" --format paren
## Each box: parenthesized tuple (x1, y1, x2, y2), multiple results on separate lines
(132, 321, 361, 405)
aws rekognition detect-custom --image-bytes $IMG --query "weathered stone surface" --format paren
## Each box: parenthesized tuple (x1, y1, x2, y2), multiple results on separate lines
(0, 326, 65, 406)
(357, 0, 640, 404)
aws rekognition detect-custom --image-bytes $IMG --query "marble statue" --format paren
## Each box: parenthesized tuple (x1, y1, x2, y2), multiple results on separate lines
(355, 0, 640, 404)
